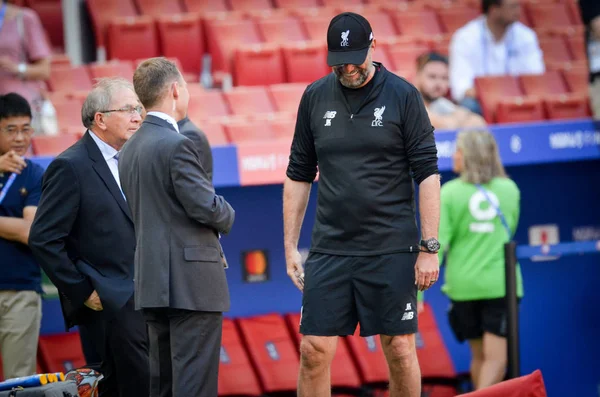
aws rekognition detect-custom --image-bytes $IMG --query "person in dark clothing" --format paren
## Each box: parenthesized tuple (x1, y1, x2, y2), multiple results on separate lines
(283, 12, 441, 397)
(178, 117, 213, 181)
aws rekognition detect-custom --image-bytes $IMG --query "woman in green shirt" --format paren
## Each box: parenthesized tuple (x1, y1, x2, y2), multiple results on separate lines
(438, 129, 522, 390)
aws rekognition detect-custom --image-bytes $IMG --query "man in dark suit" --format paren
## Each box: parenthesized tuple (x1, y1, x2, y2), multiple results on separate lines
(28, 78, 149, 397)
(178, 118, 213, 181)
(119, 57, 235, 397)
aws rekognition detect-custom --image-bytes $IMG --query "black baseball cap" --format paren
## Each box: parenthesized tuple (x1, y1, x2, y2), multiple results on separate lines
(327, 12, 374, 67)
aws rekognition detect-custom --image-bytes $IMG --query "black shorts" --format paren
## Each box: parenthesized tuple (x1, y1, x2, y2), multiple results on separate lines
(448, 298, 518, 342)
(299, 252, 418, 337)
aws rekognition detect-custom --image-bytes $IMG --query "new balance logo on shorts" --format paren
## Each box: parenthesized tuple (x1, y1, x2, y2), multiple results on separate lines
(402, 302, 414, 321)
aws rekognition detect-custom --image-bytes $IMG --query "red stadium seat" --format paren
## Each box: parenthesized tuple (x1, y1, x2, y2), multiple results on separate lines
(106, 16, 160, 62)
(281, 41, 330, 83)
(195, 120, 230, 146)
(538, 36, 573, 64)
(267, 117, 297, 141)
(345, 328, 389, 385)
(284, 313, 363, 390)
(134, 0, 184, 16)
(27, 0, 63, 50)
(48, 65, 93, 92)
(392, 10, 444, 37)
(236, 313, 300, 393)
(321, 0, 364, 6)
(228, 0, 273, 12)
(385, 44, 430, 74)
(86, 0, 138, 59)
(437, 7, 481, 34)
(417, 304, 457, 383)
(566, 34, 587, 61)
(181, 0, 229, 13)
(87, 60, 135, 81)
(53, 99, 85, 133)
(268, 83, 307, 113)
(272, 0, 320, 8)
(460, 370, 547, 397)
(299, 13, 337, 43)
(205, 18, 263, 74)
(233, 44, 286, 86)
(475, 75, 544, 123)
(223, 86, 277, 116)
(525, 3, 575, 30)
(562, 67, 590, 95)
(37, 332, 86, 372)
(222, 118, 277, 143)
(156, 13, 204, 75)
(218, 318, 262, 396)
(187, 90, 231, 122)
(256, 16, 308, 44)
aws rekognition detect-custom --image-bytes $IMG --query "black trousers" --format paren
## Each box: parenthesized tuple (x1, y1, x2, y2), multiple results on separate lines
(143, 308, 223, 397)
(78, 297, 150, 397)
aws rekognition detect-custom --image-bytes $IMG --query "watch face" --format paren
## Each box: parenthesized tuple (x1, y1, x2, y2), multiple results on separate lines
(427, 239, 440, 252)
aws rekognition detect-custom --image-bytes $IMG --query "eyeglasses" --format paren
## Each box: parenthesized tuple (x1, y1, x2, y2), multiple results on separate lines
(1, 127, 34, 139)
(100, 105, 143, 116)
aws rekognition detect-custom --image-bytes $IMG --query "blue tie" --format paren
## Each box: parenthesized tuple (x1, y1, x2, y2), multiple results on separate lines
(113, 153, 125, 200)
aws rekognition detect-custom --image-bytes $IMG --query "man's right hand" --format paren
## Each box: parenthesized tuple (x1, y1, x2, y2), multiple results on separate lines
(0, 150, 27, 174)
(286, 248, 305, 292)
(84, 290, 103, 311)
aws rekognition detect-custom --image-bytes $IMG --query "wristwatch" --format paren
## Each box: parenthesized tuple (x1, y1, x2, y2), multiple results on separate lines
(17, 63, 27, 78)
(420, 238, 440, 253)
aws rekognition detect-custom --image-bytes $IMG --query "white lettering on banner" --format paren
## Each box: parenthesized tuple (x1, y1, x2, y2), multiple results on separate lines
(572, 226, 600, 242)
(240, 153, 289, 172)
(548, 131, 600, 149)
(436, 140, 456, 158)
(510, 135, 522, 153)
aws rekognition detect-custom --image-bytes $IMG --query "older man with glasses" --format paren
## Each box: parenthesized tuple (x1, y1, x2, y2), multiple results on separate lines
(0, 92, 45, 380)
(29, 77, 150, 397)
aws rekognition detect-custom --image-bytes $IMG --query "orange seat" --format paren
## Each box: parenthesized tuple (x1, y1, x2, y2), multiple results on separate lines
(233, 44, 286, 86)
(187, 90, 231, 122)
(106, 16, 160, 62)
(285, 313, 363, 390)
(218, 318, 262, 396)
(48, 65, 93, 92)
(224, 86, 277, 116)
(236, 313, 300, 393)
(134, 0, 184, 16)
(156, 13, 204, 76)
(268, 83, 307, 113)
(37, 332, 87, 373)
(281, 41, 330, 83)
(256, 16, 308, 44)
(87, 60, 135, 81)
(205, 18, 263, 74)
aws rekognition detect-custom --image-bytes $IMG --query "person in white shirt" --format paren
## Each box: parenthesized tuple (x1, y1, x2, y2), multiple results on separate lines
(415, 52, 486, 130)
(449, 0, 545, 115)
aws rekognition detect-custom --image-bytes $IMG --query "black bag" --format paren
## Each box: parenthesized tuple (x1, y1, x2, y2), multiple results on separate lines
(0, 381, 79, 397)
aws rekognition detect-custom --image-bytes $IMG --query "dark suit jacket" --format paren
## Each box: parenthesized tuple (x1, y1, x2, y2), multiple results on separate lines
(118, 115, 234, 312)
(178, 117, 213, 182)
(29, 132, 136, 329)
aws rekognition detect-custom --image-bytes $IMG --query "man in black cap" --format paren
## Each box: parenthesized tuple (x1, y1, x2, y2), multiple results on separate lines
(283, 12, 440, 397)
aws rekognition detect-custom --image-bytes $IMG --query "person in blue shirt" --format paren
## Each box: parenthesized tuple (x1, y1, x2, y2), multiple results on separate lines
(0, 92, 44, 379)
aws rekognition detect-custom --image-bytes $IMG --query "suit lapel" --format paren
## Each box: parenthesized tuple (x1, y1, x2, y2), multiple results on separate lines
(83, 132, 133, 223)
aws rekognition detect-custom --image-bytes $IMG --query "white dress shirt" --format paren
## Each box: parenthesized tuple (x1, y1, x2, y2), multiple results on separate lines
(147, 111, 180, 133)
(449, 16, 545, 102)
(88, 130, 124, 196)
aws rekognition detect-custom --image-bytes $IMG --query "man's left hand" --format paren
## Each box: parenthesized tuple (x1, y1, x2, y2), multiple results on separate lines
(0, 57, 18, 75)
(415, 252, 439, 292)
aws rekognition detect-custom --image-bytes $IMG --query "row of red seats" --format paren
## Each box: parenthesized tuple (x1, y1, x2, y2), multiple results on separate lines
(475, 70, 591, 124)
(12, 0, 63, 51)
(85, 0, 584, 78)
(0, 305, 457, 396)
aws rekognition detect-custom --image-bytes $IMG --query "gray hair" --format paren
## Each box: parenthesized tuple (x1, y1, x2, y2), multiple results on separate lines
(456, 129, 507, 184)
(82, 77, 135, 129)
